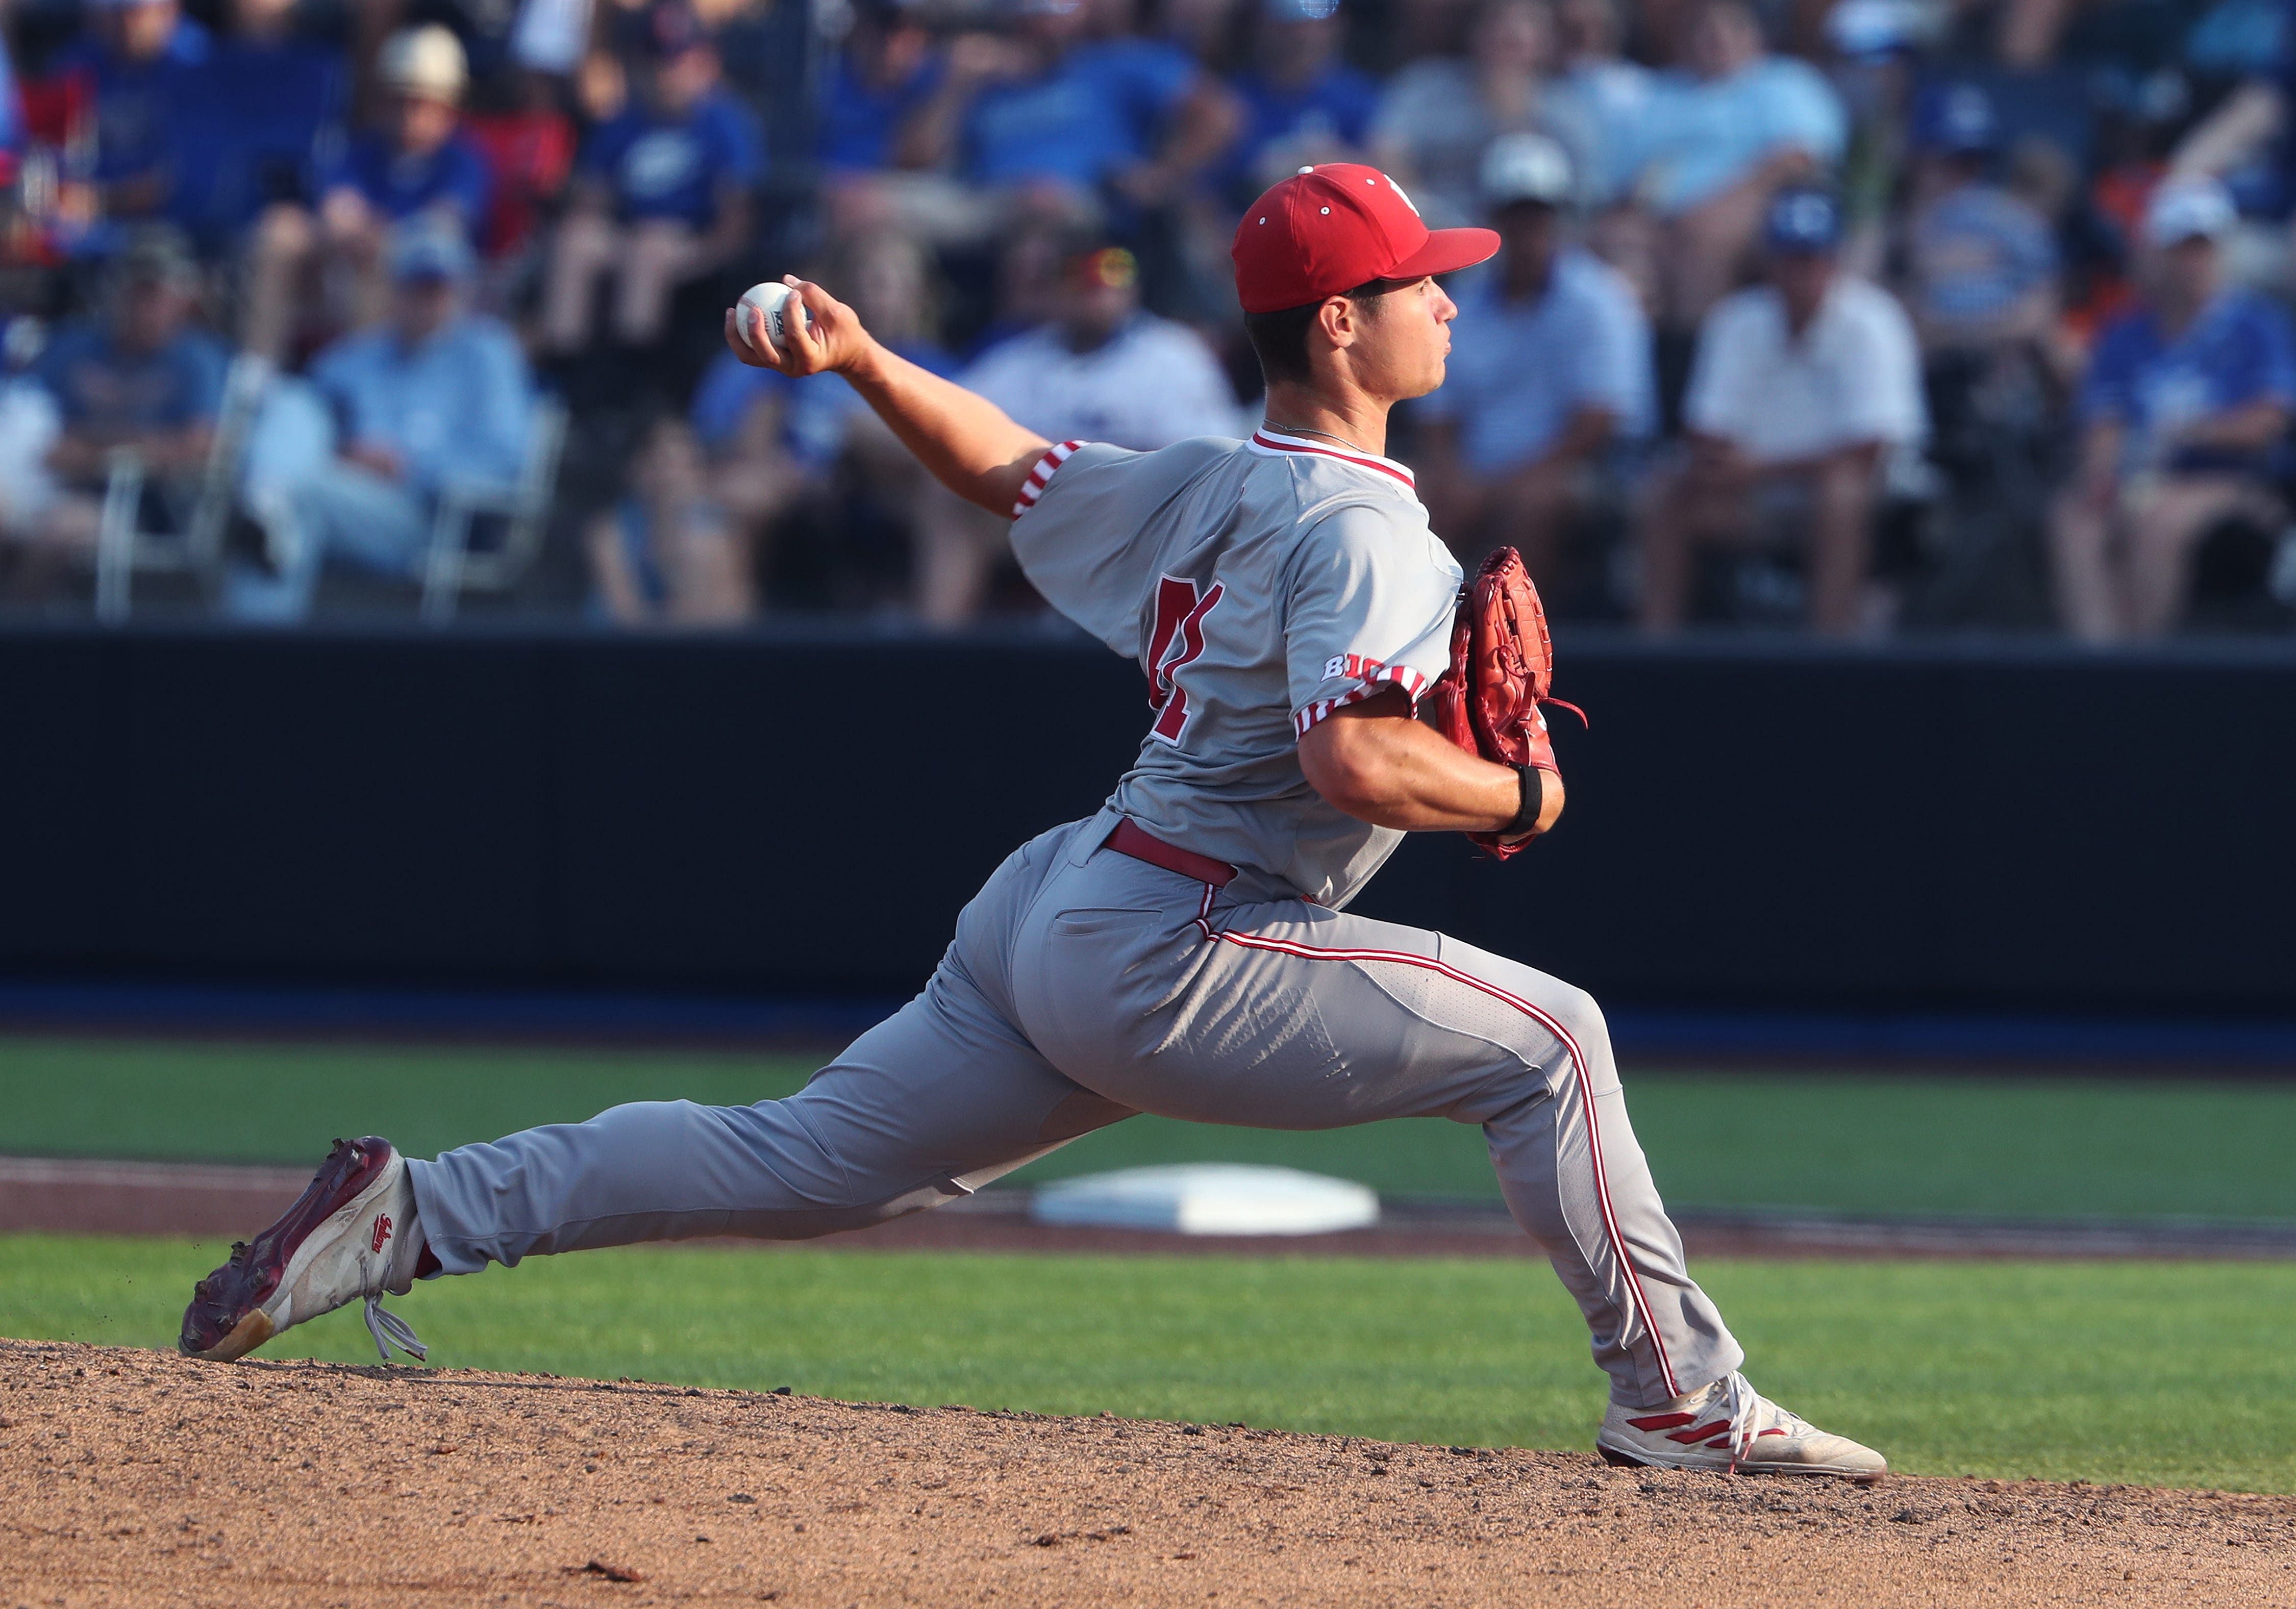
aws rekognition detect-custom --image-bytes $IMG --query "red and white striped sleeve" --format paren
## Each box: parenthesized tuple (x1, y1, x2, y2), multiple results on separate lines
(1009, 440, 1085, 519)
(1292, 659, 1435, 737)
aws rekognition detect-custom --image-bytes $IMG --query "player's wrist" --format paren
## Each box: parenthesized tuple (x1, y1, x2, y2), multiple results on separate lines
(840, 331, 893, 383)
(1496, 763, 1561, 842)
(1496, 765, 1543, 841)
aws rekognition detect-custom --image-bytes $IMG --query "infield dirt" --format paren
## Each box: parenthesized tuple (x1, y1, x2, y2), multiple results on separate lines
(5, 1339, 2290, 1608)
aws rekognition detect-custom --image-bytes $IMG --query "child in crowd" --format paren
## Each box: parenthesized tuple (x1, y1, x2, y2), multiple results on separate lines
(587, 413, 753, 624)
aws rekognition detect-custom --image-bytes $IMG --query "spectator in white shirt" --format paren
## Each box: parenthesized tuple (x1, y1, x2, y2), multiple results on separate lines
(961, 243, 1242, 449)
(926, 239, 1241, 623)
(1417, 134, 1653, 583)
(1635, 187, 1926, 635)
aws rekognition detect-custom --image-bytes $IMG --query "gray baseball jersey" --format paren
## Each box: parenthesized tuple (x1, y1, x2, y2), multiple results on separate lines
(408, 422, 1742, 1413)
(1010, 429, 1462, 909)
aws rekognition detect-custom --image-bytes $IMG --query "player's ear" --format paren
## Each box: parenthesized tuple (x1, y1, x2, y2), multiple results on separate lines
(1316, 294, 1359, 353)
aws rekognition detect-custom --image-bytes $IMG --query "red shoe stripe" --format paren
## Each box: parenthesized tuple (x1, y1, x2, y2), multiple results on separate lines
(1667, 1420, 1733, 1445)
(1626, 1412, 1698, 1432)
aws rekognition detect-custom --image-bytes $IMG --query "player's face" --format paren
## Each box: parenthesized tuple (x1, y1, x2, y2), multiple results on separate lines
(1349, 275, 1458, 402)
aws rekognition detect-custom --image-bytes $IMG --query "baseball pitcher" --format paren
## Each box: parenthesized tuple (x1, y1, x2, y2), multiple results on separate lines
(182, 165, 1884, 1479)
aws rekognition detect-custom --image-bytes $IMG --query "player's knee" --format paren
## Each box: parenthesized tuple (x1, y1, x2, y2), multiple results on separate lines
(1538, 984, 1611, 1067)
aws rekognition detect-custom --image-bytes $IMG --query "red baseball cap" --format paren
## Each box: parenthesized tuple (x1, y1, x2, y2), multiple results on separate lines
(1231, 163, 1499, 314)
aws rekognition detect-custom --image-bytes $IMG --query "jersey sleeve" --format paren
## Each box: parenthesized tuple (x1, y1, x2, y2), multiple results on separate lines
(1284, 504, 1460, 737)
(1006, 438, 1155, 653)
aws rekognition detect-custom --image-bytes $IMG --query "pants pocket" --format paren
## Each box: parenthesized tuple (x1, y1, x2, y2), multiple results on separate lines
(1047, 907, 1160, 937)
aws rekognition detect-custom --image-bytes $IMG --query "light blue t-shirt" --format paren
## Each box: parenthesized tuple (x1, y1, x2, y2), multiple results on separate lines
(1416, 247, 1654, 474)
(1632, 58, 1845, 215)
(1555, 58, 1661, 203)
(310, 314, 534, 494)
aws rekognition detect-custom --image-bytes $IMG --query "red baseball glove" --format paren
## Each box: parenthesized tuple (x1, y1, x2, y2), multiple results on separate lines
(1430, 547, 1583, 860)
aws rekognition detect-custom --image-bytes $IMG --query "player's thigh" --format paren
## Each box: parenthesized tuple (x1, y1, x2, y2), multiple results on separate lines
(1031, 896, 1586, 1132)
(776, 958, 1131, 1200)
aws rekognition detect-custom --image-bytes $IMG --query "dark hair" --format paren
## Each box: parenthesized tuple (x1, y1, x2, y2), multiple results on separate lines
(1243, 279, 1402, 386)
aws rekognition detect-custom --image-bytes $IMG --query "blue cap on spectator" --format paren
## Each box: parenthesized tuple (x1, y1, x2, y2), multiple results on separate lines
(1764, 187, 1841, 255)
(1913, 81, 1998, 155)
(389, 224, 475, 284)
(2143, 178, 2237, 247)
(1264, 0, 1340, 18)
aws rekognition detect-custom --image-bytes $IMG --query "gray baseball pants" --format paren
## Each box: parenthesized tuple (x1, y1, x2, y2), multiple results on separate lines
(410, 812, 1742, 1407)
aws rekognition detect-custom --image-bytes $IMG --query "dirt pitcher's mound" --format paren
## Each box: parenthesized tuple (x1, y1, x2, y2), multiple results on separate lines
(4, 1341, 2289, 1608)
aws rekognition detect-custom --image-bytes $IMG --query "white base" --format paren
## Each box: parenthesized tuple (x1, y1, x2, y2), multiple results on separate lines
(1030, 1164, 1380, 1237)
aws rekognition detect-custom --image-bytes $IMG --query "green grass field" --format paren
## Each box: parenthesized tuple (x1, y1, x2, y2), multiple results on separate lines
(5, 1234, 2291, 1494)
(4, 1034, 2293, 1222)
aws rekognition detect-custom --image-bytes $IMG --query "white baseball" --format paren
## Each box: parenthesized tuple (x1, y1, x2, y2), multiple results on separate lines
(736, 281, 812, 357)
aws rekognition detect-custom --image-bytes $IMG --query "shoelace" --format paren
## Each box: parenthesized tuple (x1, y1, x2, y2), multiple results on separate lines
(363, 1295, 428, 1364)
(1716, 1371, 1761, 1471)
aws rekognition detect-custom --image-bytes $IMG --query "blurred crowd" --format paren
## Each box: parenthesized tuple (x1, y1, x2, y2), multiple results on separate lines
(2, 0, 2296, 638)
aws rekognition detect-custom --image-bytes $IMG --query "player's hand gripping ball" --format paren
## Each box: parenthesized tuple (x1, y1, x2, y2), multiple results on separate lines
(734, 280, 812, 358)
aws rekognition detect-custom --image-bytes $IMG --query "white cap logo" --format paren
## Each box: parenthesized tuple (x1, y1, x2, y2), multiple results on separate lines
(1385, 175, 1422, 217)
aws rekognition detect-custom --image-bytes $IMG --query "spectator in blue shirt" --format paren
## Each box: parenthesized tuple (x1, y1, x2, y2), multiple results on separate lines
(1417, 134, 1652, 583)
(1900, 81, 2060, 353)
(1221, 0, 1378, 209)
(1635, 0, 1845, 324)
(818, 0, 944, 177)
(49, 0, 211, 224)
(163, 0, 344, 250)
(15, 228, 225, 572)
(542, 0, 760, 354)
(1551, 0, 1656, 204)
(894, 0, 1239, 221)
(245, 27, 493, 364)
(2050, 179, 2296, 641)
(814, 0, 978, 248)
(227, 225, 535, 622)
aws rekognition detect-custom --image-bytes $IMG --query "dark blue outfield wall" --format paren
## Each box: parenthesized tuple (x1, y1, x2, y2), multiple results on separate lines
(5, 624, 2295, 1018)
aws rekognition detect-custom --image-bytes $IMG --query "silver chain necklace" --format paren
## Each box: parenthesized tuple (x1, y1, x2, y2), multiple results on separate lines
(1264, 419, 1377, 457)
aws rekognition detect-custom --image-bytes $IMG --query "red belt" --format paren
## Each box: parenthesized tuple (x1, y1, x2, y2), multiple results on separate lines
(1104, 818, 1235, 888)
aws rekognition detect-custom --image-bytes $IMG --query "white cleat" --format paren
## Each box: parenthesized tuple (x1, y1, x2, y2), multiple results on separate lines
(180, 1136, 431, 1364)
(1596, 1372, 1887, 1481)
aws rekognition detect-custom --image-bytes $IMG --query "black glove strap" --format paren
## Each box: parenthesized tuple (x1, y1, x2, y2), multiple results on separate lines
(1504, 765, 1544, 839)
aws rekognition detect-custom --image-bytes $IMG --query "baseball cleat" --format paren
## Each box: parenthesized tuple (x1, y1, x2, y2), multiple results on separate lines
(180, 1136, 429, 1365)
(1596, 1372, 1886, 1481)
